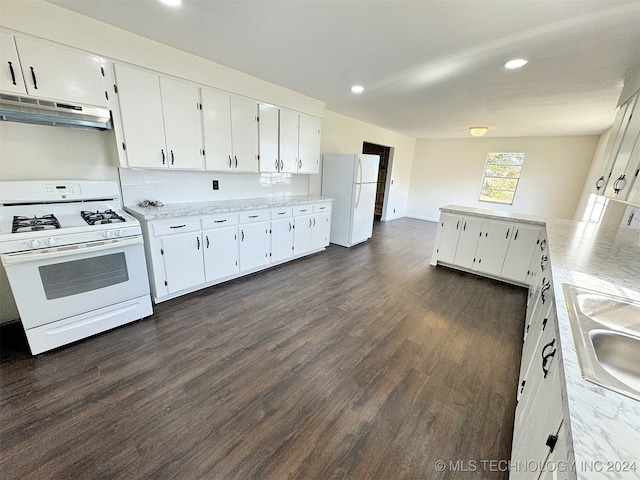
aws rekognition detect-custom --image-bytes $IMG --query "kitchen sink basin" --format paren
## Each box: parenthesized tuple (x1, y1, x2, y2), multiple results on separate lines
(564, 284, 640, 402)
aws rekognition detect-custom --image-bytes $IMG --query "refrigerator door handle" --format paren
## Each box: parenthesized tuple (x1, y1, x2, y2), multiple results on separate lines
(355, 158, 364, 208)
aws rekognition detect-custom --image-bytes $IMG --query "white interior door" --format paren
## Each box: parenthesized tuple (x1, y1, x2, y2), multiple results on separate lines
(350, 182, 376, 245)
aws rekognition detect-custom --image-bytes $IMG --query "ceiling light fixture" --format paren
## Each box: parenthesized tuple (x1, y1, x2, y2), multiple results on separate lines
(469, 126, 489, 137)
(158, 0, 182, 6)
(504, 58, 528, 69)
(351, 85, 364, 94)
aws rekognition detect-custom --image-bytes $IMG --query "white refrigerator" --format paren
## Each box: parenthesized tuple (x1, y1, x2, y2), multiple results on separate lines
(321, 153, 380, 247)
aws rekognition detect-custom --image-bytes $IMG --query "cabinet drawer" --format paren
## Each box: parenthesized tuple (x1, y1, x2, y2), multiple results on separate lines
(271, 208, 293, 219)
(313, 203, 331, 213)
(152, 218, 201, 236)
(201, 214, 239, 229)
(239, 211, 268, 223)
(293, 205, 313, 216)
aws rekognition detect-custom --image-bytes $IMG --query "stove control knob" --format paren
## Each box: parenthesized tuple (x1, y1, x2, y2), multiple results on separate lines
(102, 231, 113, 239)
(114, 229, 123, 237)
(45, 237, 56, 246)
(28, 239, 40, 248)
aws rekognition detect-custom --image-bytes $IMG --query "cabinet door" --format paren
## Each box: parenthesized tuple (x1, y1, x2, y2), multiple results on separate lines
(312, 212, 331, 249)
(452, 217, 483, 269)
(271, 217, 294, 263)
(298, 114, 322, 174)
(501, 224, 541, 283)
(596, 98, 635, 194)
(258, 104, 280, 172)
(161, 233, 205, 294)
(537, 421, 569, 480)
(203, 225, 239, 282)
(604, 94, 640, 199)
(513, 310, 561, 451)
(159, 77, 203, 170)
(474, 220, 513, 276)
(518, 302, 554, 401)
(293, 214, 314, 256)
(239, 221, 269, 271)
(0, 32, 27, 95)
(434, 213, 463, 264)
(230, 96, 259, 172)
(202, 88, 233, 171)
(114, 64, 168, 168)
(279, 109, 299, 173)
(15, 37, 107, 107)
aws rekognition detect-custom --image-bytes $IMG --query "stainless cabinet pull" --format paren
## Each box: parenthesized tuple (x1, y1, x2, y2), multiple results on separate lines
(463, 221, 467, 231)
(228, 155, 232, 168)
(161, 149, 166, 164)
(206, 235, 210, 248)
(313, 218, 316, 227)
(514, 229, 519, 240)
(241, 229, 244, 241)
(288, 222, 292, 232)
(196, 236, 200, 250)
(595, 175, 605, 191)
(277, 211, 286, 215)
(214, 219, 227, 223)
(456, 220, 460, 230)
(275, 159, 279, 170)
(300, 209, 307, 212)
(249, 215, 259, 218)
(169, 224, 186, 229)
(234, 155, 238, 168)
(505, 228, 510, 239)
(170, 150, 175, 165)
(280, 160, 284, 170)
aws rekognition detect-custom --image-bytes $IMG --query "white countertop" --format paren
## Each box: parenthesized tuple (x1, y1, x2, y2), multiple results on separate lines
(441, 206, 640, 479)
(124, 195, 332, 221)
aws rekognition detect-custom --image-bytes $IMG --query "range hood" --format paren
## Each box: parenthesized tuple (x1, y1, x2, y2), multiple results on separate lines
(0, 93, 112, 130)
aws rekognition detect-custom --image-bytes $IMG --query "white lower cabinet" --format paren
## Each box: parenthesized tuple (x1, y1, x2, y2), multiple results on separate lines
(432, 209, 543, 285)
(202, 219, 239, 282)
(239, 214, 270, 272)
(141, 202, 331, 302)
(270, 209, 294, 263)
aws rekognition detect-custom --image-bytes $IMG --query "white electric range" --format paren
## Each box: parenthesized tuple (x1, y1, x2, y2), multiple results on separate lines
(0, 180, 152, 354)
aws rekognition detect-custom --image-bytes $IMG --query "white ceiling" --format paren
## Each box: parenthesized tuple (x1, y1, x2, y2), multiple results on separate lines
(45, 0, 640, 138)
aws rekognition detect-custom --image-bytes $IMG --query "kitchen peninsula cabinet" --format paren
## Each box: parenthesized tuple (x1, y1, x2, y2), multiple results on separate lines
(127, 197, 332, 303)
(202, 87, 259, 172)
(432, 209, 541, 284)
(0, 32, 107, 107)
(113, 64, 203, 170)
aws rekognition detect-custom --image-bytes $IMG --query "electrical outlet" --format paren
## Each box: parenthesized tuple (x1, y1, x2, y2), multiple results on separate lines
(212, 180, 219, 190)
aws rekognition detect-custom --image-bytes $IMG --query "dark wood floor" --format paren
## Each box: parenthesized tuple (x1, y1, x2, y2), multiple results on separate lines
(0, 218, 527, 480)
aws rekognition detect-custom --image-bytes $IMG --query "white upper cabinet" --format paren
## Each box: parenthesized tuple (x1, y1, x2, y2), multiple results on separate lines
(0, 32, 27, 95)
(258, 104, 280, 173)
(202, 87, 233, 171)
(230, 96, 259, 172)
(9, 36, 107, 107)
(297, 113, 322, 174)
(202, 89, 259, 172)
(113, 64, 203, 170)
(113, 64, 167, 169)
(279, 109, 300, 173)
(158, 77, 203, 170)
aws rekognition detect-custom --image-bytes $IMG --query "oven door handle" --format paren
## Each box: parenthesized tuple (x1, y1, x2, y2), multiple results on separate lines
(1, 236, 143, 266)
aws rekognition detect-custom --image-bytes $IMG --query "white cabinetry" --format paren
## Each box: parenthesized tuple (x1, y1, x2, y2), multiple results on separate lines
(202, 215, 240, 282)
(293, 206, 314, 256)
(201, 89, 259, 172)
(297, 114, 322, 174)
(0, 31, 27, 95)
(239, 213, 270, 272)
(433, 210, 541, 284)
(114, 64, 203, 170)
(312, 204, 331, 249)
(270, 209, 294, 263)
(258, 105, 321, 174)
(0, 34, 107, 106)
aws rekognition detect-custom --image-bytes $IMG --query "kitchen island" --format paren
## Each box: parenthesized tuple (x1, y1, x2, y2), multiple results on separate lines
(433, 205, 640, 480)
(126, 195, 333, 303)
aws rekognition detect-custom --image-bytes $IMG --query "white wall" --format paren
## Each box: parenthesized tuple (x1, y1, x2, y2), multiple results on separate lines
(406, 136, 599, 221)
(317, 110, 416, 221)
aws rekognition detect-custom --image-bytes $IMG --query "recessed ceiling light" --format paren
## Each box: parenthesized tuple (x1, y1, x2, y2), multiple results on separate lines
(158, 0, 182, 6)
(351, 85, 364, 94)
(504, 59, 528, 69)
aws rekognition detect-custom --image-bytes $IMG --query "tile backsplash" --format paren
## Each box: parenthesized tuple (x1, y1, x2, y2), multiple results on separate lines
(119, 168, 311, 206)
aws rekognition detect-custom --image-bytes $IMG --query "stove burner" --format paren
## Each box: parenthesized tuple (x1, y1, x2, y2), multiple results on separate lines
(12, 214, 61, 233)
(81, 209, 126, 225)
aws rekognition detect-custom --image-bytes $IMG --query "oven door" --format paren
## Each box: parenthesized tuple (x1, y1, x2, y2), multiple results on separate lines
(1, 236, 150, 329)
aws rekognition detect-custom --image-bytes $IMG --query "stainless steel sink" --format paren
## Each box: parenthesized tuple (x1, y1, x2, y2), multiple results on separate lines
(564, 284, 640, 402)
